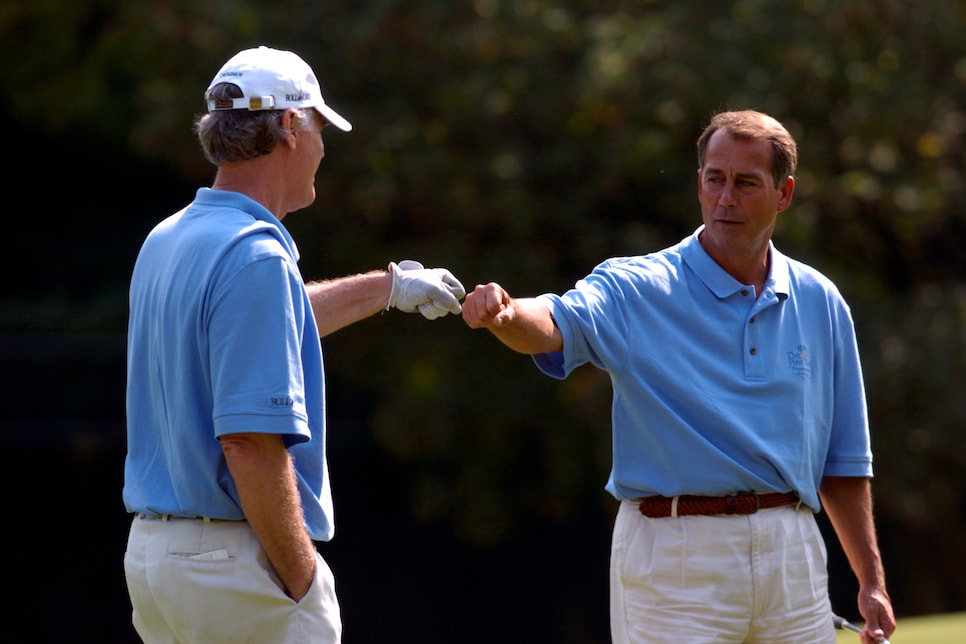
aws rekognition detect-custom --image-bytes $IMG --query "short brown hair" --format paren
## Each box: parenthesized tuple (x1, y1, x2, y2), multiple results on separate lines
(696, 110, 798, 187)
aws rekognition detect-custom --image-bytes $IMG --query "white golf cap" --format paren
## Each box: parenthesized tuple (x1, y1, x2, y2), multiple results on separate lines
(206, 46, 352, 132)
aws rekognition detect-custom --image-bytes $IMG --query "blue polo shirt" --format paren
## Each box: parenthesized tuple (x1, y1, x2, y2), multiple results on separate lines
(124, 188, 334, 541)
(534, 227, 872, 510)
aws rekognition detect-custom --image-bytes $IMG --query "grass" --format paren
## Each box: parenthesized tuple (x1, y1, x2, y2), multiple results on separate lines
(835, 612, 966, 643)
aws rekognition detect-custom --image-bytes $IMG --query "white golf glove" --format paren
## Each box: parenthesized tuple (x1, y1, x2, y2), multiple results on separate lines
(386, 260, 466, 320)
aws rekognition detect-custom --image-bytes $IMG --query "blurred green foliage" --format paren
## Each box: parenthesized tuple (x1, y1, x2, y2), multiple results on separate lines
(1, 0, 963, 615)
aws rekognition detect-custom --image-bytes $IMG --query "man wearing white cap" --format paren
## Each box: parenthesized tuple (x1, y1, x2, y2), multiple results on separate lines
(123, 46, 465, 642)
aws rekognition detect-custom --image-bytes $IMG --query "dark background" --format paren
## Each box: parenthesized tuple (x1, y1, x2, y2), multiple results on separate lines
(1, 1, 964, 641)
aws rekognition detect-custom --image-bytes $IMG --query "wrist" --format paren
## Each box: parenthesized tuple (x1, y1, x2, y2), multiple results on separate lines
(385, 262, 399, 311)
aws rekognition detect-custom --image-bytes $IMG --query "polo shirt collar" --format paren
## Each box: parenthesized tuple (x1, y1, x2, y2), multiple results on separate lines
(681, 226, 789, 301)
(194, 188, 300, 262)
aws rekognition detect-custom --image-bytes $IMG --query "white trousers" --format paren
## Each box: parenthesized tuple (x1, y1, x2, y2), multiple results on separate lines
(124, 514, 341, 643)
(610, 501, 835, 643)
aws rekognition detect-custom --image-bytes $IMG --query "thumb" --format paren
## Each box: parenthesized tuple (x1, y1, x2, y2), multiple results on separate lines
(492, 303, 515, 326)
(440, 272, 466, 299)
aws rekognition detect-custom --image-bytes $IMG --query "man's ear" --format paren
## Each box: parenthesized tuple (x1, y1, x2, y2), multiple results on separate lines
(280, 108, 299, 148)
(777, 175, 795, 212)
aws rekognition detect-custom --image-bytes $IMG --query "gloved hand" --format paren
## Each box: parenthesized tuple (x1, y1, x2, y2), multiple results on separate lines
(387, 260, 466, 320)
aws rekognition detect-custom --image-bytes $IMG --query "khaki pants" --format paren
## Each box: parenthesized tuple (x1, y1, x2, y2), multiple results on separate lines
(610, 501, 835, 643)
(124, 514, 341, 643)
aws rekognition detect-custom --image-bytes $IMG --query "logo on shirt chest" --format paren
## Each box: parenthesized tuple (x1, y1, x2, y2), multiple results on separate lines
(786, 344, 811, 378)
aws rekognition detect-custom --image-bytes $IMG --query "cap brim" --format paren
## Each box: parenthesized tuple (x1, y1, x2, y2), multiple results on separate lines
(315, 104, 352, 132)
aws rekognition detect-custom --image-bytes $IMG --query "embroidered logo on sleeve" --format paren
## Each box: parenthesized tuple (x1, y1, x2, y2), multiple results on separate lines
(786, 344, 811, 378)
(270, 395, 295, 408)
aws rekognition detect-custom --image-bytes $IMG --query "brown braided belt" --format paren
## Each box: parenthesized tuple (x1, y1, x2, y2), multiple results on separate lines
(638, 491, 800, 518)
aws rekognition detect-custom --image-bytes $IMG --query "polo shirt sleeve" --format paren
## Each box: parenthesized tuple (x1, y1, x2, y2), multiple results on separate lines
(207, 247, 312, 446)
(533, 261, 631, 379)
(531, 295, 570, 379)
(824, 298, 874, 477)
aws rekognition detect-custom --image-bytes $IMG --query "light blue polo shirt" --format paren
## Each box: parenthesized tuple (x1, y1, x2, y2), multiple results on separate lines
(534, 227, 872, 511)
(124, 188, 334, 541)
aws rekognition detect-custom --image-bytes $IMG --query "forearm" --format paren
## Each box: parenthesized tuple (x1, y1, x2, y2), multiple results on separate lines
(306, 270, 392, 337)
(820, 475, 895, 641)
(462, 283, 563, 354)
(221, 433, 317, 601)
(819, 476, 886, 589)
(489, 297, 563, 354)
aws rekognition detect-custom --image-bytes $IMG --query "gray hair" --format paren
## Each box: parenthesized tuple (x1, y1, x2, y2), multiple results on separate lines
(195, 83, 313, 165)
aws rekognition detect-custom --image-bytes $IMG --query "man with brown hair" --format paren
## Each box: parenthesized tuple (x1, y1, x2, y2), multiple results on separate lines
(462, 110, 895, 643)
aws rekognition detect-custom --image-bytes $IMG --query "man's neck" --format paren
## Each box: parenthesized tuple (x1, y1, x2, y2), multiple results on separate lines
(211, 158, 288, 220)
(698, 231, 770, 296)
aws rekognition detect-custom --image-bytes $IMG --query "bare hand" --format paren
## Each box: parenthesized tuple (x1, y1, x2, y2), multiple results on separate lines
(858, 587, 895, 643)
(462, 282, 515, 328)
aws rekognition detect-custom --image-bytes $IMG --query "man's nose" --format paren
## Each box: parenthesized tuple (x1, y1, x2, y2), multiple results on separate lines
(718, 183, 737, 207)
